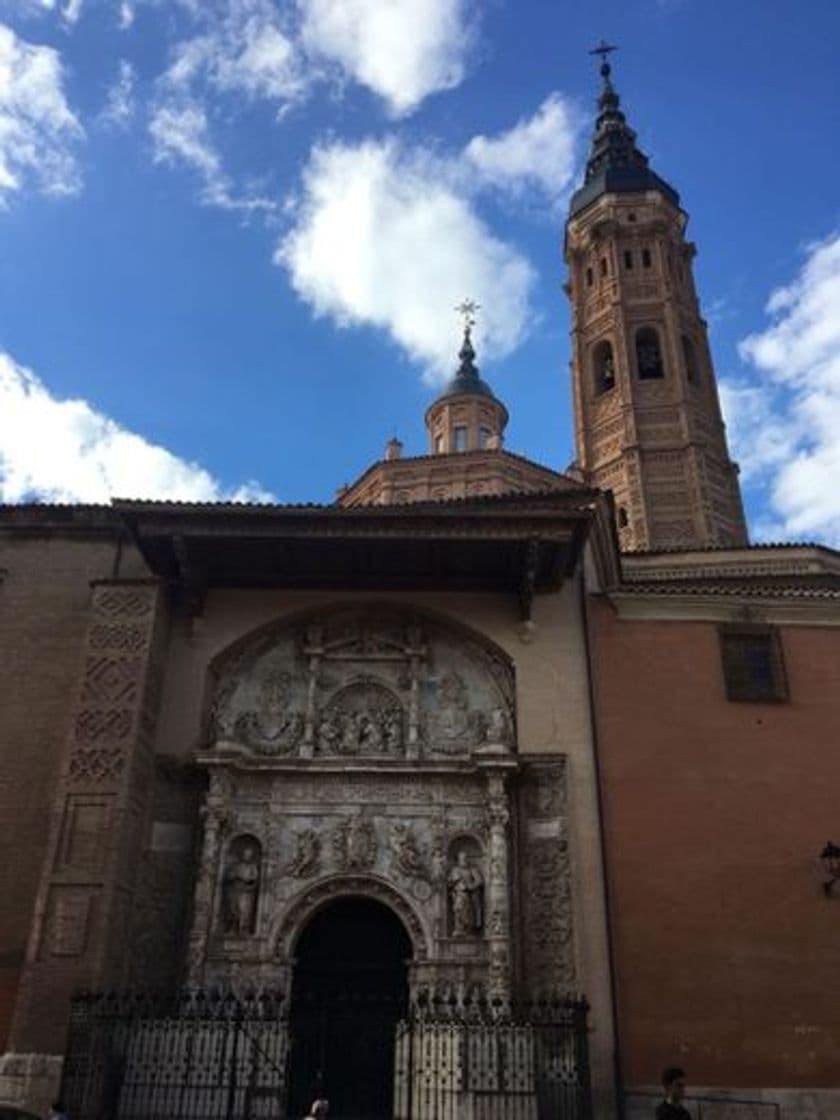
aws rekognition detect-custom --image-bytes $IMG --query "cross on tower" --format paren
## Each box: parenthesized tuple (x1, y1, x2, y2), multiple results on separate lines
(455, 299, 480, 333)
(589, 39, 618, 65)
(589, 39, 618, 83)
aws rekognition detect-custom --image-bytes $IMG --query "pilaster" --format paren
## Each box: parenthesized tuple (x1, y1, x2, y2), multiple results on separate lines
(9, 579, 169, 1055)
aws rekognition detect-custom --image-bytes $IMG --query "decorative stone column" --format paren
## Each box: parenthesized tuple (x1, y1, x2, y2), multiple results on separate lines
(186, 772, 230, 981)
(477, 761, 517, 1004)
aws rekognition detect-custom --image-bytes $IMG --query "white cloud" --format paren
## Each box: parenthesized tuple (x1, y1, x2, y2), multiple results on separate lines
(728, 231, 840, 543)
(164, 0, 305, 109)
(299, 0, 472, 116)
(277, 137, 535, 382)
(0, 351, 274, 503)
(0, 21, 83, 202)
(61, 0, 82, 24)
(2, 0, 84, 25)
(464, 92, 582, 202)
(100, 58, 135, 128)
(149, 98, 274, 212)
(118, 1, 134, 29)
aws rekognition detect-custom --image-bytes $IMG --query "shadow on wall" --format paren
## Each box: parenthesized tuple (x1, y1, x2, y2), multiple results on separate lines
(626, 1092, 779, 1120)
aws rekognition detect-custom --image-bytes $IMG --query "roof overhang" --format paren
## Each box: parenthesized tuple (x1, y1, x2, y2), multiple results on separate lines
(115, 490, 597, 618)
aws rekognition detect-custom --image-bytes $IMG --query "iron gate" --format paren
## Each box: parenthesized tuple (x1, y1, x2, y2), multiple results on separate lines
(60, 989, 591, 1120)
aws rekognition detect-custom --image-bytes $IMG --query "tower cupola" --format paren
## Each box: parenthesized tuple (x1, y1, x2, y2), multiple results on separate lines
(425, 305, 508, 454)
(570, 42, 679, 219)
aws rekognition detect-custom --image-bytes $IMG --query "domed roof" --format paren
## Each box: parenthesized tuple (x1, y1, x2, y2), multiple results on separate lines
(433, 328, 499, 404)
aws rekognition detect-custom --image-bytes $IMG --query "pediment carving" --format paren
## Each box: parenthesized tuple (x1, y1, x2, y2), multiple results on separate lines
(208, 608, 514, 762)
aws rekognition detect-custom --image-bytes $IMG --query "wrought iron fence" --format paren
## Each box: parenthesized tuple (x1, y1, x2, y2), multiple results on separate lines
(60, 989, 591, 1120)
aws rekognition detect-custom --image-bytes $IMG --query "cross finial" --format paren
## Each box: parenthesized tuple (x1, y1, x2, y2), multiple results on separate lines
(589, 39, 618, 83)
(455, 299, 480, 333)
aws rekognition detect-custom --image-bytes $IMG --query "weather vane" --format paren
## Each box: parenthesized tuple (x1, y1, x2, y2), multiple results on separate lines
(455, 299, 480, 332)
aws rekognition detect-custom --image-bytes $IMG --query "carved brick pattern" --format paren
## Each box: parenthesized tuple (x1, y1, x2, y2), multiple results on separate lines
(68, 747, 126, 783)
(592, 415, 625, 442)
(93, 587, 154, 619)
(81, 656, 140, 707)
(74, 709, 133, 743)
(88, 623, 147, 652)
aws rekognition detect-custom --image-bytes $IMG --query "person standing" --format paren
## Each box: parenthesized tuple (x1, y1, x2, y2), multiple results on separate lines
(656, 1067, 692, 1120)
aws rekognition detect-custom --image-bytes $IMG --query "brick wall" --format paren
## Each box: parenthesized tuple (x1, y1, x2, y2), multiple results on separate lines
(0, 532, 119, 1049)
(587, 598, 840, 1088)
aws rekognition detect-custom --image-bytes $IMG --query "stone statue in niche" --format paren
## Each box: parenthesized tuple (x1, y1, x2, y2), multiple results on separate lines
(389, 823, 430, 880)
(447, 849, 484, 937)
(222, 837, 261, 936)
(316, 682, 404, 756)
(333, 816, 377, 871)
(285, 829, 321, 879)
(235, 671, 303, 755)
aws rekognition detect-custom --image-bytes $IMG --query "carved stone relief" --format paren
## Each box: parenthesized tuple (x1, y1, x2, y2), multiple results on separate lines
(333, 816, 378, 871)
(208, 607, 514, 762)
(518, 761, 575, 995)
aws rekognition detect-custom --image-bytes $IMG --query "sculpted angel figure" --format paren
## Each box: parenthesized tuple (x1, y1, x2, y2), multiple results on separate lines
(286, 829, 321, 879)
(390, 823, 429, 880)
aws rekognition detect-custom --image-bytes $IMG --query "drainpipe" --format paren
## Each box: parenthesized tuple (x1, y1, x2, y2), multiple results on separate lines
(578, 565, 625, 1120)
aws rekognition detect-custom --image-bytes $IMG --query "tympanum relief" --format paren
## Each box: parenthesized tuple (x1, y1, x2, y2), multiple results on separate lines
(208, 608, 514, 761)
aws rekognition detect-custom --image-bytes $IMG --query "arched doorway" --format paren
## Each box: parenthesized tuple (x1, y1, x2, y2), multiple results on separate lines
(288, 897, 412, 1120)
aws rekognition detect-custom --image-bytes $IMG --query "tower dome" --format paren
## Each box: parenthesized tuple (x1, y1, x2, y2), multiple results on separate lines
(425, 318, 508, 454)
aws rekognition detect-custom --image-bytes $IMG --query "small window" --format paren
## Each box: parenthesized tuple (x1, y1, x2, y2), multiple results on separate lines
(623, 250, 633, 271)
(642, 248, 652, 269)
(592, 339, 616, 396)
(586, 267, 594, 288)
(617, 506, 629, 529)
(635, 327, 665, 380)
(720, 627, 787, 702)
(479, 426, 493, 449)
(600, 257, 608, 277)
(628, 212, 637, 223)
(453, 426, 468, 452)
(434, 434, 444, 454)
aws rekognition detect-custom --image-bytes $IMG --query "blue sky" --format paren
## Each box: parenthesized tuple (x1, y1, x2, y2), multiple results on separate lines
(1, 0, 839, 542)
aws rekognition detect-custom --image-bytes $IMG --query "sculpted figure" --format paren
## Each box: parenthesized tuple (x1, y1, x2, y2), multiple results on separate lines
(317, 712, 342, 754)
(448, 850, 484, 937)
(436, 671, 470, 740)
(358, 711, 383, 752)
(286, 829, 321, 879)
(341, 710, 360, 753)
(383, 708, 403, 751)
(222, 842, 260, 936)
(390, 823, 429, 880)
(486, 707, 510, 745)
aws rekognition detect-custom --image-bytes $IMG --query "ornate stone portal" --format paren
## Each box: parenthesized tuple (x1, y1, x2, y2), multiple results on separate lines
(189, 607, 574, 1001)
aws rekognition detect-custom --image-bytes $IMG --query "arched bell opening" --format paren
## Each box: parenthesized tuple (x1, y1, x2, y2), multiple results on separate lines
(287, 897, 413, 1120)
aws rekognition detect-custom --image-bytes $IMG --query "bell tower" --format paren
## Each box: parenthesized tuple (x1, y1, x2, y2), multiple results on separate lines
(565, 45, 747, 551)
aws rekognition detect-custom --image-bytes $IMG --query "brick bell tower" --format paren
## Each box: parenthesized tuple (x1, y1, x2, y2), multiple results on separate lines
(565, 45, 748, 552)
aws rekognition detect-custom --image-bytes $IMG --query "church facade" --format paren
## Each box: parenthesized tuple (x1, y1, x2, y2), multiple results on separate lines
(2, 55, 840, 1120)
